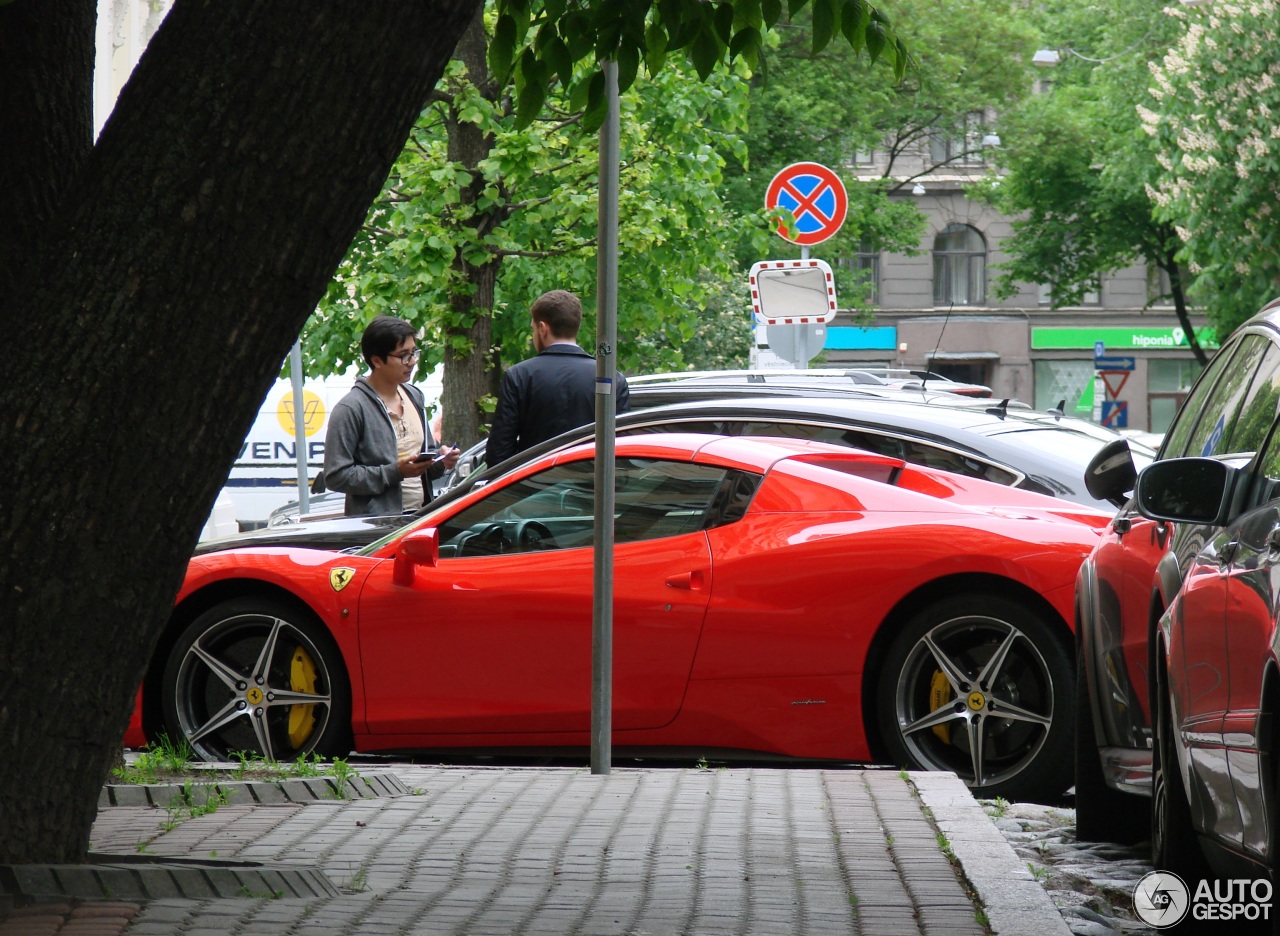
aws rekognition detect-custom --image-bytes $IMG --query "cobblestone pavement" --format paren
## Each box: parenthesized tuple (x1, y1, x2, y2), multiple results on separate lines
(4, 766, 1052, 936)
(984, 801, 1155, 936)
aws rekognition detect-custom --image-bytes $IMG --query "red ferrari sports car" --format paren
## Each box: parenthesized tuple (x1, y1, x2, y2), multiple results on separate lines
(129, 434, 1107, 800)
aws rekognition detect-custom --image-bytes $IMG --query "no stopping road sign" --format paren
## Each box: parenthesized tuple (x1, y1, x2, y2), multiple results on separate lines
(764, 162, 848, 246)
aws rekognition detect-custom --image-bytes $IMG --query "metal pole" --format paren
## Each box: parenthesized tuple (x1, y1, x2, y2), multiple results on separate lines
(591, 60, 620, 775)
(290, 340, 310, 513)
(794, 246, 811, 368)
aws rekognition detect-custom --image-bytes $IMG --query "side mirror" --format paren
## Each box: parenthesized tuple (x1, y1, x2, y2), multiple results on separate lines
(1134, 458, 1235, 526)
(392, 528, 440, 587)
(1083, 438, 1137, 507)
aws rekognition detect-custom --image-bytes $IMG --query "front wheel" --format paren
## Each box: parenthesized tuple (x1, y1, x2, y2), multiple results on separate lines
(875, 594, 1073, 801)
(1074, 645, 1148, 843)
(1151, 655, 1209, 878)
(161, 597, 352, 762)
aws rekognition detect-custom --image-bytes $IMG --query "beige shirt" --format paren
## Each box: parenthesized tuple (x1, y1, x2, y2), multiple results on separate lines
(391, 387, 426, 511)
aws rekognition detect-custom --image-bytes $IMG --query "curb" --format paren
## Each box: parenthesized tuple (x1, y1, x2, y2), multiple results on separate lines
(911, 771, 1073, 936)
(0, 854, 340, 902)
(97, 769, 410, 808)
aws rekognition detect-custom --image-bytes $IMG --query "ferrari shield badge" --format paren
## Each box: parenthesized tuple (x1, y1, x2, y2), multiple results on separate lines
(330, 567, 356, 592)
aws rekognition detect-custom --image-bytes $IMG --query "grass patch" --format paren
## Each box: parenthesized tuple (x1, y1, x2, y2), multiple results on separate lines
(116, 739, 363, 797)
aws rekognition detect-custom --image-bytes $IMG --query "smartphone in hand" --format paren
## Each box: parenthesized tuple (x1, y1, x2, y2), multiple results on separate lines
(413, 445, 451, 464)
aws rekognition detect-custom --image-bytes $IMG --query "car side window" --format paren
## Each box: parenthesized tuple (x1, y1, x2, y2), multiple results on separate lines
(437, 458, 756, 557)
(1163, 335, 1263, 458)
(725, 419, 1019, 488)
(1249, 420, 1280, 507)
(1224, 343, 1280, 456)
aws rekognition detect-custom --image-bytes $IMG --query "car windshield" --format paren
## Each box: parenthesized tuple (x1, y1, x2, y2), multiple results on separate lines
(994, 427, 1152, 502)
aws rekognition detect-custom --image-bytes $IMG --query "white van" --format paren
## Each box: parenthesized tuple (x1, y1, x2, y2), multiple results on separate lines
(216, 369, 442, 529)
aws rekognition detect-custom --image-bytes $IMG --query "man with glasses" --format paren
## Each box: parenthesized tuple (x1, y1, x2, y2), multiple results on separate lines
(324, 315, 459, 517)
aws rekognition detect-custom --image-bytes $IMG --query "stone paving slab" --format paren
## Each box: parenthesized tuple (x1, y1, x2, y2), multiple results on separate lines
(0, 765, 1069, 935)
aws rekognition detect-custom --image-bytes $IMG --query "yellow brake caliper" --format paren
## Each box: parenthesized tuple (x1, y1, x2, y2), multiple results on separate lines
(288, 646, 318, 747)
(929, 670, 953, 743)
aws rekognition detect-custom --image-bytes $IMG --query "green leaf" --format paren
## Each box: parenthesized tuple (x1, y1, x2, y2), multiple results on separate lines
(645, 22, 670, 74)
(713, 2, 736, 46)
(569, 74, 594, 112)
(736, 0, 764, 31)
(811, 0, 836, 54)
(760, 0, 782, 29)
(545, 34, 573, 88)
(562, 11, 595, 59)
(729, 26, 760, 63)
(489, 14, 517, 81)
(514, 51, 548, 129)
(689, 25, 723, 80)
(580, 70, 608, 132)
(840, 0, 869, 53)
(617, 43, 641, 95)
(865, 18, 886, 64)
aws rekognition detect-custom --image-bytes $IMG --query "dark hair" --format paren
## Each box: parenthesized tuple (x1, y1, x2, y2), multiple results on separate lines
(531, 290, 582, 339)
(361, 315, 417, 366)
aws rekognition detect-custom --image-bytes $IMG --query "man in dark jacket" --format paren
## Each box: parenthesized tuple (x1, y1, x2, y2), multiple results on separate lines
(485, 290, 630, 467)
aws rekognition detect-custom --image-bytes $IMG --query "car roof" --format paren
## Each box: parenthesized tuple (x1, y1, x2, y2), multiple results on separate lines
(628, 367, 993, 397)
(457, 393, 1145, 510)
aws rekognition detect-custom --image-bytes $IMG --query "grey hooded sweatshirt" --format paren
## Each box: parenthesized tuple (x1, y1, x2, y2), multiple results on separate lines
(323, 377, 443, 517)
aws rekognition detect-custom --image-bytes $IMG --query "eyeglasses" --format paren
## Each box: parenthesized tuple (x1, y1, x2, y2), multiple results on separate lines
(389, 349, 421, 365)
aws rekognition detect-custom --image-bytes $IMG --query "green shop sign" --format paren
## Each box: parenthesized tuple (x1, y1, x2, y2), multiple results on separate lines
(1031, 326, 1219, 351)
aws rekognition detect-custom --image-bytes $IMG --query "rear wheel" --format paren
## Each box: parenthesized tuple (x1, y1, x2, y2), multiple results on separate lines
(876, 594, 1073, 801)
(161, 597, 352, 762)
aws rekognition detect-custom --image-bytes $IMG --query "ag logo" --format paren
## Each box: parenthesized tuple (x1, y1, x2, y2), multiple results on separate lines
(330, 567, 356, 592)
(1134, 871, 1190, 927)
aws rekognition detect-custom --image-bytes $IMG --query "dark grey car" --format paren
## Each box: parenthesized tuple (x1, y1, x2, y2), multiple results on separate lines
(1076, 297, 1280, 884)
(202, 393, 1144, 556)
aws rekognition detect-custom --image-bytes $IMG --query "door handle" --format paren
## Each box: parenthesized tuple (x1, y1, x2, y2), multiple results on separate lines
(665, 571, 705, 591)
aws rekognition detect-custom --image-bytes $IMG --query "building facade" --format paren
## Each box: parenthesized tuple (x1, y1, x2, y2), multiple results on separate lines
(764, 127, 1210, 433)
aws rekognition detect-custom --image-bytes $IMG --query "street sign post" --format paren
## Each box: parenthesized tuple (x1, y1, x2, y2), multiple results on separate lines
(766, 322, 827, 368)
(764, 162, 848, 247)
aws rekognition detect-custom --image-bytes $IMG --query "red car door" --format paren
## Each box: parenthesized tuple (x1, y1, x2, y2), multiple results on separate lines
(353, 455, 730, 738)
(355, 532, 712, 737)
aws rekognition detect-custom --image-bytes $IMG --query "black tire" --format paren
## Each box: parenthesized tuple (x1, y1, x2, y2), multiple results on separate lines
(875, 594, 1073, 801)
(1074, 645, 1148, 843)
(161, 597, 352, 762)
(1151, 654, 1210, 879)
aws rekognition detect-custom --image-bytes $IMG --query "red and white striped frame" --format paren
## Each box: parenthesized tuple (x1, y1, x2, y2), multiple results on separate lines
(749, 259, 838, 325)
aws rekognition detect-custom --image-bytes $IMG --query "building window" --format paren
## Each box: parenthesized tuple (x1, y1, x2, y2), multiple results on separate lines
(1148, 357, 1203, 433)
(929, 112, 987, 166)
(1037, 280, 1100, 307)
(852, 148, 876, 167)
(933, 224, 986, 306)
(839, 239, 880, 307)
(1146, 265, 1175, 307)
(1034, 360, 1094, 415)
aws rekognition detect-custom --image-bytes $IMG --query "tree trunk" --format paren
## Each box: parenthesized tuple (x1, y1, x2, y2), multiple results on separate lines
(0, 0, 479, 866)
(1161, 243, 1209, 366)
(440, 8, 503, 449)
(0, 0, 95, 296)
